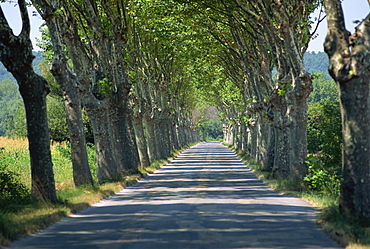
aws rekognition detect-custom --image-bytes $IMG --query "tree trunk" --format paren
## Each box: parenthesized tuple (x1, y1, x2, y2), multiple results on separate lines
(0, 1, 57, 202)
(143, 115, 160, 162)
(271, 95, 291, 179)
(263, 124, 275, 171)
(249, 125, 258, 160)
(42, 10, 93, 186)
(25, 88, 57, 201)
(288, 75, 312, 180)
(109, 102, 140, 171)
(324, 0, 370, 225)
(65, 97, 93, 186)
(132, 114, 150, 168)
(86, 104, 118, 182)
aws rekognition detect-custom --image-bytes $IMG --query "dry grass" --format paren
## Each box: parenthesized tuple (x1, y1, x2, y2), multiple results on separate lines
(0, 137, 28, 150)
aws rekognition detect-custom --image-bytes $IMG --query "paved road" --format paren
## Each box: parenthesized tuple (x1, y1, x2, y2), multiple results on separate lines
(9, 142, 341, 249)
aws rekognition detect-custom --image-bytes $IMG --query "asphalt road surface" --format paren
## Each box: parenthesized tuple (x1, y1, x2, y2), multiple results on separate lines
(8, 142, 342, 249)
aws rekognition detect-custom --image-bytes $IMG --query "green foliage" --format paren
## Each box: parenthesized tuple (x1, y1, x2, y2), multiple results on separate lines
(0, 150, 30, 210)
(307, 100, 342, 168)
(319, 203, 370, 247)
(309, 73, 338, 103)
(47, 97, 69, 142)
(0, 79, 22, 136)
(54, 143, 72, 159)
(193, 104, 223, 140)
(6, 103, 27, 138)
(87, 143, 97, 180)
(306, 99, 341, 198)
(200, 119, 223, 140)
(95, 78, 113, 98)
(0, 52, 44, 137)
(277, 80, 292, 96)
(6, 96, 70, 141)
(304, 155, 340, 197)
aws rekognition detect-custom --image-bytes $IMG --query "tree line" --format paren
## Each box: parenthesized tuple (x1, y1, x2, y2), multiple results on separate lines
(0, 0, 369, 226)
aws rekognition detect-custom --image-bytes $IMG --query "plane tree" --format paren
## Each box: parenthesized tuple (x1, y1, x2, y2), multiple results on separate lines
(126, 0, 204, 161)
(33, 0, 140, 182)
(0, 0, 57, 202)
(33, 4, 93, 186)
(323, 0, 370, 225)
(185, 0, 317, 180)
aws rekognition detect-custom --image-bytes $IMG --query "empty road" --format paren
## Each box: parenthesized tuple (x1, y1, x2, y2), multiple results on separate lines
(8, 142, 341, 249)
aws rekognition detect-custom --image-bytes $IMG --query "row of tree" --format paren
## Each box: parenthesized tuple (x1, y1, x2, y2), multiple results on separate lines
(175, 0, 370, 226)
(0, 0, 201, 203)
(0, 0, 369, 225)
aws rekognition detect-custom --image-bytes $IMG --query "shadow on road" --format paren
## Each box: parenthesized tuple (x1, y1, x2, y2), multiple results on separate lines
(8, 142, 341, 249)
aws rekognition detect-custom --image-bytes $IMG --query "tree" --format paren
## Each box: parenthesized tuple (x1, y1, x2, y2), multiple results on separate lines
(126, 0, 202, 161)
(0, 0, 57, 202)
(33, 5, 94, 186)
(33, 0, 140, 182)
(323, 0, 370, 225)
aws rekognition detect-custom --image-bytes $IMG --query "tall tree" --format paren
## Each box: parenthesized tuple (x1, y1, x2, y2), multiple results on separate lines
(323, 0, 370, 225)
(33, 1, 93, 186)
(231, 0, 315, 180)
(34, 0, 140, 182)
(0, 0, 57, 202)
(126, 0, 202, 160)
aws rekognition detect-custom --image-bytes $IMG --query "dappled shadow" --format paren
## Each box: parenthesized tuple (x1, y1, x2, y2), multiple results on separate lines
(8, 142, 341, 249)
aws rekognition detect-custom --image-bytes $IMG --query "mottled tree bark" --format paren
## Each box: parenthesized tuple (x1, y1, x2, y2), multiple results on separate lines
(0, 0, 57, 202)
(324, 0, 370, 225)
(143, 115, 161, 162)
(33, 1, 93, 186)
(132, 114, 150, 168)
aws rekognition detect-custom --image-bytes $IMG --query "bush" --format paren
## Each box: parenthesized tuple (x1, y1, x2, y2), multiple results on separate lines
(304, 155, 340, 197)
(0, 165, 30, 210)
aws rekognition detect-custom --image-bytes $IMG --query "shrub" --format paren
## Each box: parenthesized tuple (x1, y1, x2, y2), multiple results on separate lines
(0, 164, 30, 210)
(304, 155, 340, 197)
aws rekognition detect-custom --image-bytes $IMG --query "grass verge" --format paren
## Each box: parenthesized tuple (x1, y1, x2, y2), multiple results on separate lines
(226, 144, 370, 249)
(0, 139, 195, 248)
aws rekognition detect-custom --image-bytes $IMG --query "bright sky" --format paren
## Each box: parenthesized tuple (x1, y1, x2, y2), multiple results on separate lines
(0, 0, 369, 52)
(308, 0, 370, 52)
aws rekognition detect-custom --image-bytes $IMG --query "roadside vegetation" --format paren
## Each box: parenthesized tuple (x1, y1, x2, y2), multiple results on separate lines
(0, 136, 193, 247)
(225, 72, 370, 249)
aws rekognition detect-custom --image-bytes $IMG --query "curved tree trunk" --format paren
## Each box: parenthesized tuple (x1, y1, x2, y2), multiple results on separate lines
(41, 9, 93, 186)
(0, 1, 57, 202)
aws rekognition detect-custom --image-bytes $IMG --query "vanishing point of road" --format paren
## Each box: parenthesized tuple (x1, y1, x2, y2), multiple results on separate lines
(8, 142, 342, 249)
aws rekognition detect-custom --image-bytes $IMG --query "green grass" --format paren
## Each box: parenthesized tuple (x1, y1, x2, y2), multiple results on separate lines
(0, 138, 195, 247)
(225, 144, 370, 249)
